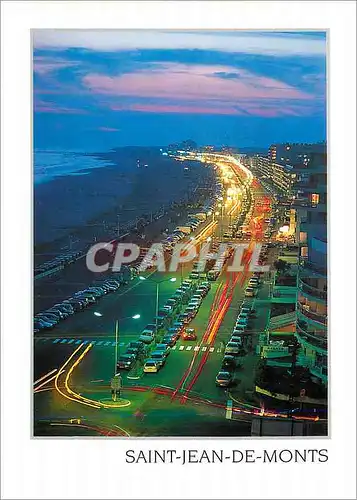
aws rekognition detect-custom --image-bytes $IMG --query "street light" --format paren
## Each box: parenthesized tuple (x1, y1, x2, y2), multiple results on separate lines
(139, 276, 177, 332)
(93, 311, 140, 376)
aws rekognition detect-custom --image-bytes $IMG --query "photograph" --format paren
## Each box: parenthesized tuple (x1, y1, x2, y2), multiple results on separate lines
(33, 29, 328, 438)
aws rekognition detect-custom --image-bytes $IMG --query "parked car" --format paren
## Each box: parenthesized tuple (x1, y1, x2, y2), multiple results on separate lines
(236, 317, 249, 328)
(162, 335, 177, 347)
(196, 287, 208, 297)
(139, 333, 155, 344)
(225, 342, 241, 355)
(58, 303, 75, 314)
(116, 354, 136, 370)
(34, 319, 53, 330)
(154, 343, 171, 357)
(244, 287, 256, 297)
(141, 324, 157, 336)
(230, 335, 243, 345)
(222, 355, 236, 371)
(248, 279, 260, 288)
(167, 327, 181, 340)
(36, 314, 59, 325)
(178, 313, 191, 324)
(43, 309, 64, 319)
(215, 371, 233, 387)
(144, 360, 160, 373)
(150, 351, 166, 367)
(188, 299, 201, 309)
(74, 292, 96, 303)
(238, 311, 250, 321)
(62, 299, 83, 311)
(232, 326, 246, 336)
(125, 347, 140, 359)
(127, 341, 147, 353)
(185, 306, 198, 318)
(172, 321, 184, 331)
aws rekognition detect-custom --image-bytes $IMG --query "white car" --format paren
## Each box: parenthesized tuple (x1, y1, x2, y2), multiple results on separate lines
(144, 360, 160, 373)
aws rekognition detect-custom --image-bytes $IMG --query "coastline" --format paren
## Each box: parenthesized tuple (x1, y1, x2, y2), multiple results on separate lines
(34, 148, 216, 312)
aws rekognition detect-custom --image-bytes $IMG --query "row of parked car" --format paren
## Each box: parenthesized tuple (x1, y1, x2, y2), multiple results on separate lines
(143, 279, 212, 373)
(116, 278, 212, 374)
(161, 215, 206, 253)
(233, 188, 254, 239)
(215, 296, 258, 387)
(33, 276, 124, 333)
(159, 183, 223, 253)
(35, 250, 81, 275)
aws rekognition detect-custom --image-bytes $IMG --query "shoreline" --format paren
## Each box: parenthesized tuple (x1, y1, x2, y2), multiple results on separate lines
(34, 151, 216, 313)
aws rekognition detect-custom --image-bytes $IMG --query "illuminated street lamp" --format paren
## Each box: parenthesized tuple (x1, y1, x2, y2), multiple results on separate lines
(93, 311, 141, 375)
(139, 276, 177, 332)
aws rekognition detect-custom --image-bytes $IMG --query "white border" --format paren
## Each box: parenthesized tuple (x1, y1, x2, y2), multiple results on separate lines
(1, 1, 356, 499)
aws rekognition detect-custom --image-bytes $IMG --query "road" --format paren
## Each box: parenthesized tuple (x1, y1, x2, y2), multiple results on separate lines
(33, 155, 317, 436)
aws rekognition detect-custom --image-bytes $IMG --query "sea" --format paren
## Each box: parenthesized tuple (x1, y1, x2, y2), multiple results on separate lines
(34, 147, 214, 250)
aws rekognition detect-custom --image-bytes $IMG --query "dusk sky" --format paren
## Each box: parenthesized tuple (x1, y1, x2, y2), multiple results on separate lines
(33, 30, 326, 150)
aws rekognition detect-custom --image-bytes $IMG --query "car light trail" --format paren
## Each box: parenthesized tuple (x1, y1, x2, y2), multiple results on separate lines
(34, 370, 65, 393)
(171, 280, 227, 400)
(52, 342, 131, 410)
(34, 368, 58, 386)
(54, 343, 102, 409)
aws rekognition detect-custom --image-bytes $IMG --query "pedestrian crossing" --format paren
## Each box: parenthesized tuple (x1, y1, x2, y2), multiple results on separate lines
(170, 345, 217, 353)
(39, 337, 124, 347)
(35, 337, 221, 353)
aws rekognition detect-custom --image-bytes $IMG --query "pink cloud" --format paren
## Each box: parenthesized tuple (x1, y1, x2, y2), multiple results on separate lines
(98, 126, 120, 132)
(120, 103, 241, 115)
(82, 63, 312, 104)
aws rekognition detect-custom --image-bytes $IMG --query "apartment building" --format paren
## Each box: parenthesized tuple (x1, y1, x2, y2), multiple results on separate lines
(293, 148, 328, 385)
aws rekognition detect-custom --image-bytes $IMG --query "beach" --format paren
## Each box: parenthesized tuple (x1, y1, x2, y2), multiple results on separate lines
(34, 147, 215, 312)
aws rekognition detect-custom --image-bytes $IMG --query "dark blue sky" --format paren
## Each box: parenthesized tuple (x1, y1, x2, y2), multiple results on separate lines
(33, 30, 326, 150)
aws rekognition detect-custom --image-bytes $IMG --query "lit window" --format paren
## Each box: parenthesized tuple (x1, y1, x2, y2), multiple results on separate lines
(311, 193, 320, 205)
(301, 246, 308, 257)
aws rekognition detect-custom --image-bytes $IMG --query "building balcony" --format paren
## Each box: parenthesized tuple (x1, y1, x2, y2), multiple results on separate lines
(297, 302, 327, 327)
(295, 330, 327, 356)
(298, 277, 327, 302)
(296, 320, 327, 348)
